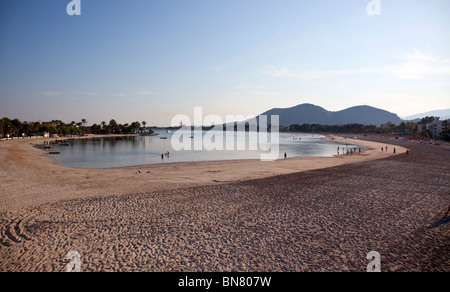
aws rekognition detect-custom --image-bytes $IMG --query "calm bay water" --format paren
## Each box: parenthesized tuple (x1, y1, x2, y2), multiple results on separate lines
(49, 131, 355, 169)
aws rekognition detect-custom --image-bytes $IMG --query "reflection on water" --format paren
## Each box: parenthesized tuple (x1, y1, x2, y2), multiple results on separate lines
(50, 132, 356, 169)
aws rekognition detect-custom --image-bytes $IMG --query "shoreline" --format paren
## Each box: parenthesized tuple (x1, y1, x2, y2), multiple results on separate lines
(36, 133, 377, 170)
(0, 134, 406, 213)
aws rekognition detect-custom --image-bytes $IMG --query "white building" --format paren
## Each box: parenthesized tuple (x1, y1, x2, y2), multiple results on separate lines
(425, 120, 449, 138)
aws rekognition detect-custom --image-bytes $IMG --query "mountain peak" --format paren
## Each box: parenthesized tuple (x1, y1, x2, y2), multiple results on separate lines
(260, 103, 402, 126)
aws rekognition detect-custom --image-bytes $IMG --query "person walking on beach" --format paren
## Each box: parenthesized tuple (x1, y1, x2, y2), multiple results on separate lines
(381, 147, 384, 152)
(284, 152, 287, 160)
(393, 148, 396, 155)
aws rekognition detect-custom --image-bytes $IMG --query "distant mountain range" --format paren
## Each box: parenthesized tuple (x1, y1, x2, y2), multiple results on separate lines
(257, 104, 403, 127)
(403, 109, 450, 121)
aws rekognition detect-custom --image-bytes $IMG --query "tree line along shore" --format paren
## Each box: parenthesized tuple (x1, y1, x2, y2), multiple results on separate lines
(1, 116, 448, 141)
(285, 116, 448, 140)
(0, 118, 153, 138)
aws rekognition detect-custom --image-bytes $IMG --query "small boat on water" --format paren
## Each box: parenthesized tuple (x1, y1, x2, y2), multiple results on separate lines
(160, 137, 168, 140)
(48, 152, 61, 155)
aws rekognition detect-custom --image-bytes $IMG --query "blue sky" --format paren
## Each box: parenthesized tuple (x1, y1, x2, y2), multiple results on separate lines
(0, 0, 449, 126)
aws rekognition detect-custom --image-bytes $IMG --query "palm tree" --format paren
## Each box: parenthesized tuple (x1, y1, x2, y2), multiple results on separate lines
(142, 121, 147, 133)
(81, 119, 87, 127)
(101, 121, 106, 129)
(109, 119, 119, 134)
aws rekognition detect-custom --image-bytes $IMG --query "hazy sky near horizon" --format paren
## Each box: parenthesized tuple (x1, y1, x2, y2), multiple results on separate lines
(0, 0, 449, 126)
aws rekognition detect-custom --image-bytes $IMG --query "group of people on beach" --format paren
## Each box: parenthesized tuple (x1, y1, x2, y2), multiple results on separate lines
(161, 151, 170, 160)
(381, 145, 400, 155)
(336, 146, 362, 156)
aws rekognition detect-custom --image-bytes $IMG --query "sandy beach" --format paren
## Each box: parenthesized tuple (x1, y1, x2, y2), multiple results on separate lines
(0, 135, 405, 212)
(0, 135, 448, 272)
